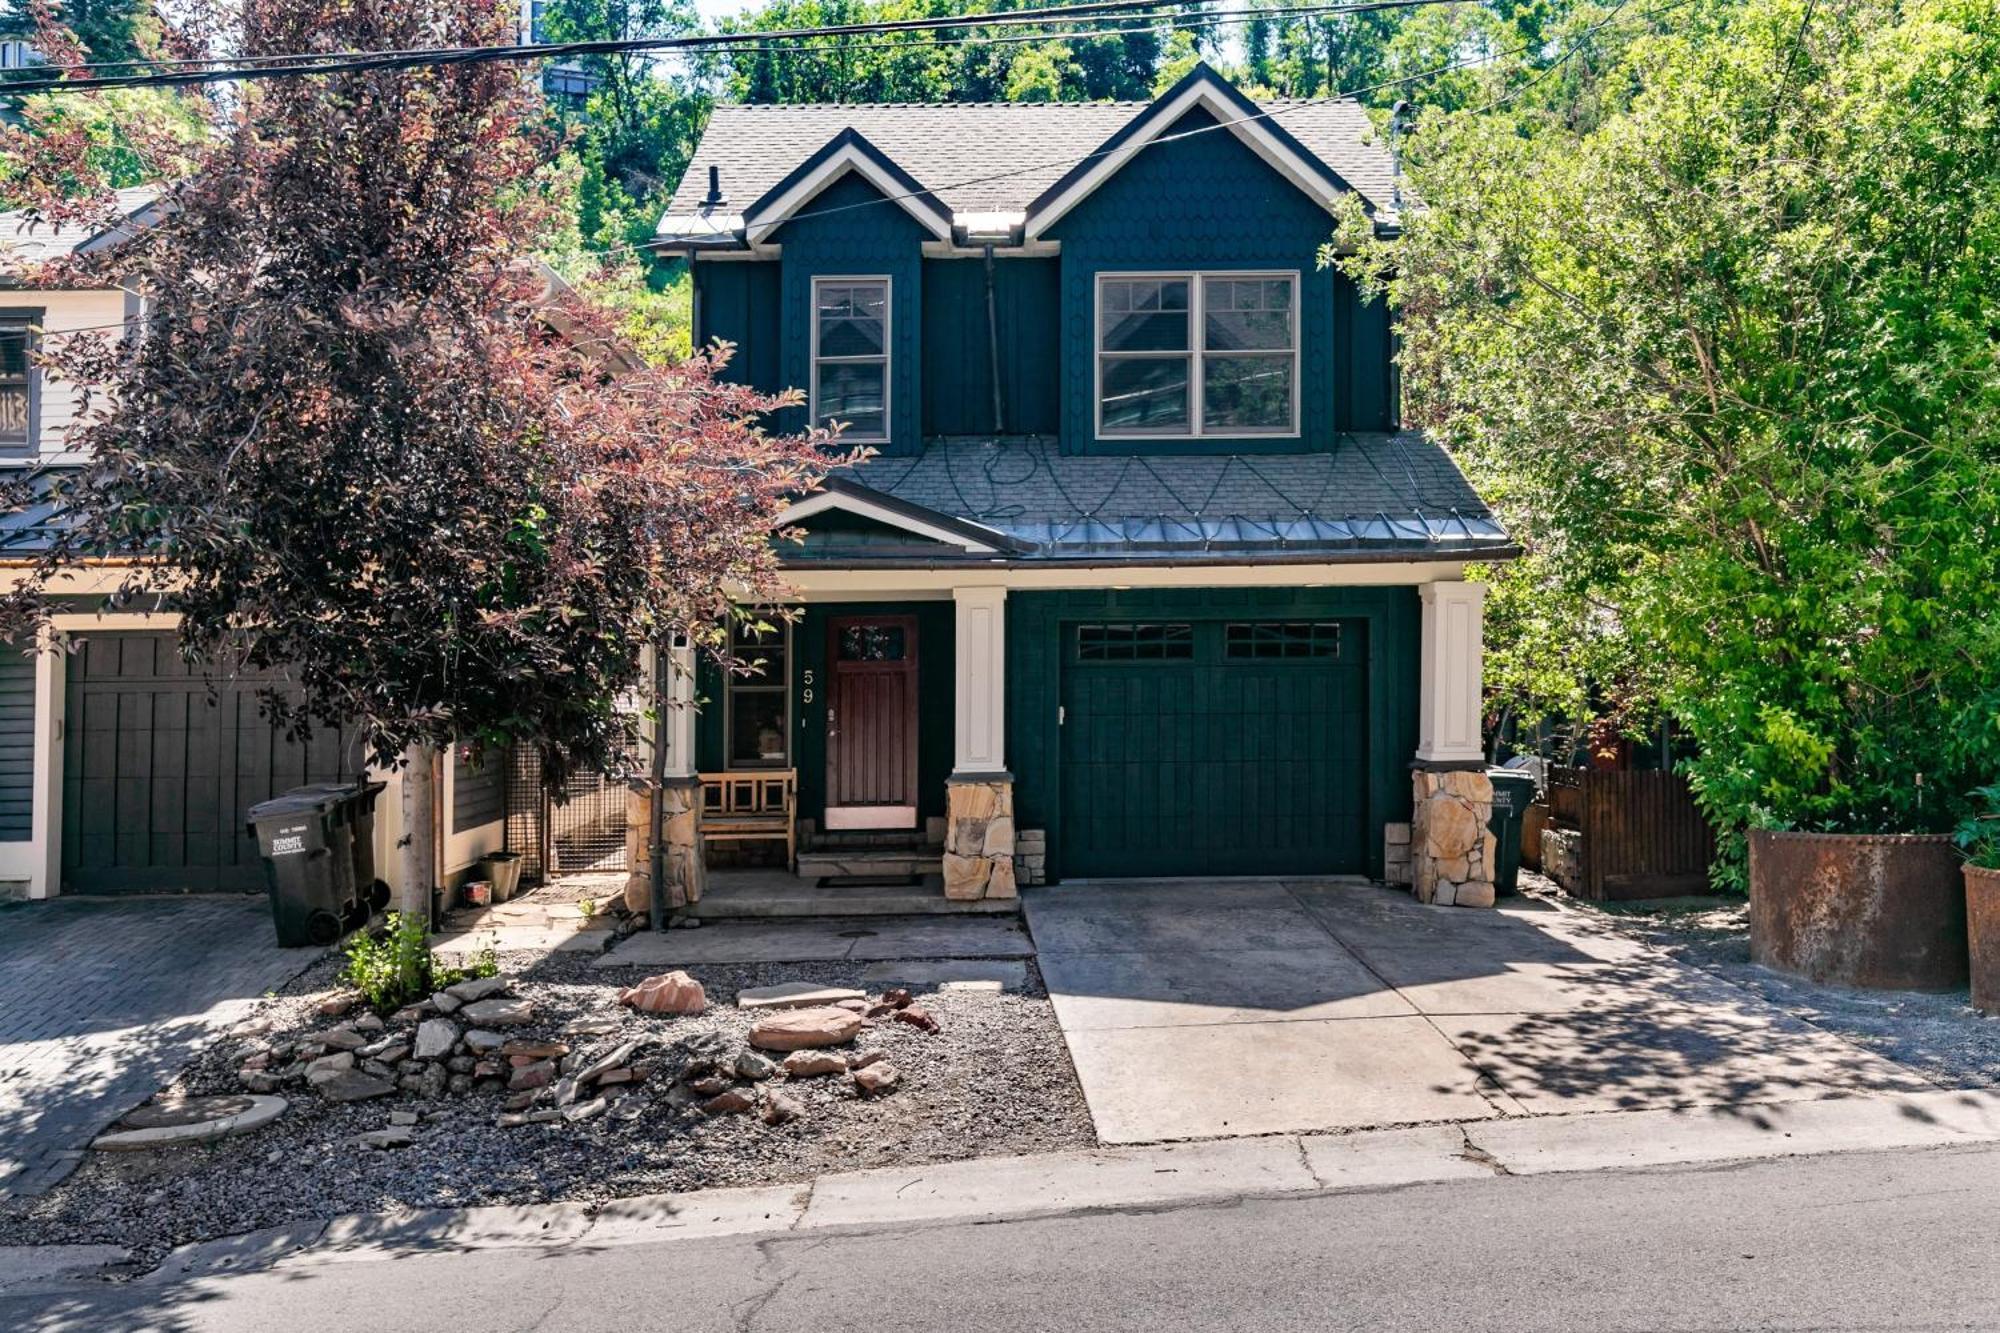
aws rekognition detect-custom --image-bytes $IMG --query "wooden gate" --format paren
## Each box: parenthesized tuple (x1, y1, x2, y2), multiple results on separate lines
(1548, 767, 1716, 900)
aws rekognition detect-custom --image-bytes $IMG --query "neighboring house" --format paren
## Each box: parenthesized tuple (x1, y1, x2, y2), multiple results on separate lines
(0, 192, 506, 900)
(652, 65, 1517, 902)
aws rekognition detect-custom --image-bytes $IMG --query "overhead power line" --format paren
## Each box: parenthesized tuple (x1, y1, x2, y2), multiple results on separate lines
(1, 0, 1471, 95)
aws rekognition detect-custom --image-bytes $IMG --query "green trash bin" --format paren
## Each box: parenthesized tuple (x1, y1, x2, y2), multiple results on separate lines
(1486, 768, 1539, 897)
(295, 780, 390, 914)
(247, 788, 357, 947)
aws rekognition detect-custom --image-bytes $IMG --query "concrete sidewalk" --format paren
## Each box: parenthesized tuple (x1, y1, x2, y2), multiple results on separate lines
(11, 1086, 1998, 1296)
(1026, 880, 1935, 1143)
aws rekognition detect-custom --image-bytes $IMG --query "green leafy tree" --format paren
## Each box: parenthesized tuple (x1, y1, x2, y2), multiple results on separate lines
(1337, 0, 2000, 885)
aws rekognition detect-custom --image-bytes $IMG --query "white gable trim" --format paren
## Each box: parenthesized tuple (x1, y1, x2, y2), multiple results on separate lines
(1024, 80, 1344, 239)
(777, 489, 1008, 555)
(743, 143, 953, 245)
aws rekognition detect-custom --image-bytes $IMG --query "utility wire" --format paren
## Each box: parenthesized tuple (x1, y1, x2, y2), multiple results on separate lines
(0, 0, 1468, 95)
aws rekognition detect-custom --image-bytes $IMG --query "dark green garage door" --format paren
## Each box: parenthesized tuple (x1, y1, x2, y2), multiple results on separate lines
(62, 633, 361, 894)
(1059, 619, 1369, 878)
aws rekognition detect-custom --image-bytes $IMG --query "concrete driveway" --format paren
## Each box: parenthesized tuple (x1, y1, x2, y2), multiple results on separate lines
(1024, 880, 1932, 1144)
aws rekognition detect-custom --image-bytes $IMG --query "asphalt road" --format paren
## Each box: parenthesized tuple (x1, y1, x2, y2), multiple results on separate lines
(18, 1143, 2000, 1332)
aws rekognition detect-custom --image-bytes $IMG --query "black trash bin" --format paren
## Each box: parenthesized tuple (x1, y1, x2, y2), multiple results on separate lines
(1486, 768, 1539, 897)
(295, 780, 390, 915)
(247, 788, 358, 947)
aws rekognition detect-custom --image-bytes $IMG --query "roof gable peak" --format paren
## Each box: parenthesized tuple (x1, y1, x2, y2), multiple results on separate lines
(1022, 63, 1357, 238)
(741, 127, 952, 245)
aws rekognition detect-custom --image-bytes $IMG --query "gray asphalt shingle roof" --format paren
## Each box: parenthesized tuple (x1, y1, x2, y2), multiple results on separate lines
(665, 97, 1395, 221)
(837, 434, 1509, 560)
(0, 187, 159, 274)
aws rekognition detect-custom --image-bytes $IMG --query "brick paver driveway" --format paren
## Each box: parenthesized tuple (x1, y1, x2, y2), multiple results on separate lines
(0, 896, 320, 1198)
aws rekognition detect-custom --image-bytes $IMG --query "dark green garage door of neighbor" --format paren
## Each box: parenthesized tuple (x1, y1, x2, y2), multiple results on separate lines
(62, 633, 360, 894)
(1059, 619, 1370, 878)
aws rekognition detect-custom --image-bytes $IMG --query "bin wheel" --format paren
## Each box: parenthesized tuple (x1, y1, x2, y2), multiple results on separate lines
(305, 909, 344, 947)
(368, 879, 390, 912)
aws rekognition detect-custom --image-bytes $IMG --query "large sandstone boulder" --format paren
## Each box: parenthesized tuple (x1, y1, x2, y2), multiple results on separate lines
(619, 970, 706, 1015)
(747, 1005, 862, 1052)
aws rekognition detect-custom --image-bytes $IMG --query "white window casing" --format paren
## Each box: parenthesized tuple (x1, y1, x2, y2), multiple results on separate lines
(1095, 271, 1300, 441)
(811, 275, 891, 445)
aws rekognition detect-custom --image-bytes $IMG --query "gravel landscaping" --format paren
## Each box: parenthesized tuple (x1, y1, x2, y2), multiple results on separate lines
(1532, 877, 2000, 1090)
(0, 933, 1092, 1269)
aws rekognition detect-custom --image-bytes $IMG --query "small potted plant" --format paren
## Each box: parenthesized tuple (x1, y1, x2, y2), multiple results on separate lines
(1955, 785, 2000, 1014)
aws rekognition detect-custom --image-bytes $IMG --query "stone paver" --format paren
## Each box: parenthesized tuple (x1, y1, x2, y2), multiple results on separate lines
(0, 896, 321, 1199)
(1025, 879, 1944, 1145)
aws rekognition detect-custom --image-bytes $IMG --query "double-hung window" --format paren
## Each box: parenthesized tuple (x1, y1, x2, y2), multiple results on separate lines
(0, 308, 39, 458)
(811, 277, 889, 443)
(726, 617, 791, 768)
(1096, 273, 1298, 438)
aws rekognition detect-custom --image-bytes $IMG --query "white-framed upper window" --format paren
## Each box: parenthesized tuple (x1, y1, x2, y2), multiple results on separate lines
(1096, 272, 1299, 439)
(811, 276, 890, 444)
(0, 308, 41, 459)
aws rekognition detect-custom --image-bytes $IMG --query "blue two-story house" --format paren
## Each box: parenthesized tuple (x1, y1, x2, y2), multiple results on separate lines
(653, 65, 1517, 906)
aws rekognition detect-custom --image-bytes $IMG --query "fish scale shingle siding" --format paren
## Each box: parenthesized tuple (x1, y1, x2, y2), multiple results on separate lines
(0, 646, 32, 841)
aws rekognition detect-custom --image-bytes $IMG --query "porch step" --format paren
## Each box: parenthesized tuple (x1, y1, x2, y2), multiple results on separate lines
(795, 849, 940, 882)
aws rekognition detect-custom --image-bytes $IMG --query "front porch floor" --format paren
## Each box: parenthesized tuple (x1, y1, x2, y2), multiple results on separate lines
(689, 868, 1021, 920)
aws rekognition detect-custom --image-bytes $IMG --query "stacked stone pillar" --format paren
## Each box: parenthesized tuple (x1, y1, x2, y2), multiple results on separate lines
(623, 777, 706, 912)
(1410, 769, 1496, 908)
(943, 775, 1017, 901)
(942, 586, 1016, 901)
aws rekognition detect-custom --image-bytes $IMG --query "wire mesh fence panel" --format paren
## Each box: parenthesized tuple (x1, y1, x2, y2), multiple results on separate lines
(504, 743, 548, 885)
(547, 768, 631, 876)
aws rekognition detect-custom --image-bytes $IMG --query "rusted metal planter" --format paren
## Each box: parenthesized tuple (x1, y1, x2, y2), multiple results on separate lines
(1748, 830, 1967, 991)
(1966, 864, 2000, 1014)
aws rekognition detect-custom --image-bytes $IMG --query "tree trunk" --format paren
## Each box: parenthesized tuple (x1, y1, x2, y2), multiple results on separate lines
(400, 741, 437, 925)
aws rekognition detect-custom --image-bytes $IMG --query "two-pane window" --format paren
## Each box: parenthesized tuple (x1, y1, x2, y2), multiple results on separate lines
(812, 277, 889, 443)
(1097, 273, 1297, 438)
(726, 618, 791, 768)
(0, 309, 39, 457)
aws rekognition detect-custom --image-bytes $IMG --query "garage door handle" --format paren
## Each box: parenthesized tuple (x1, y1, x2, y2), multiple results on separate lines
(1058, 706, 1065, 726)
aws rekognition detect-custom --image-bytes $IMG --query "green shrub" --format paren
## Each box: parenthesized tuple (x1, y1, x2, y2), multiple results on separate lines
(340, 911, 498, 1015)
(1955, 786, 2000, 872)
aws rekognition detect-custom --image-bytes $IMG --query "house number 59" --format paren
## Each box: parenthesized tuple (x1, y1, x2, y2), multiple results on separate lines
(801, 668, 814, 705)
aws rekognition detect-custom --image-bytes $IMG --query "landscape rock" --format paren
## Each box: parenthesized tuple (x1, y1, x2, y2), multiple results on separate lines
(893, 1005, 941, 1034)
(851, 1061, 901, 1096)
(316, 994, 357, 1018)
(353, 1013, 385, 1034)
(747, 1006, 862, 1052)
(686, 1073, 735, 1097)
(734, 1050, 779, 1081)
(237, 1070, 281, 1094)
(460, 998, 534, 1027)
(447, 1073, 474, 1095)
(445, 975, 510, 1004)
(575, 1041, 641, 1085)
(316, 1070, 396, 1103)
(761, 1090, 804, 1125)
(463, 1029, 507, 1055)
(304, 1052, 356, 1085)
(596, 1067, 639, 1086)
(848, 1049, 887, 1071)
(880, 988, 913, 1009)
(473, 1060, 504, 1080)
(358, 1126, 415, 1150)
(619, 971, 706, 1015)
(565, 1016, 622, 1036)
(782, 1050, 847, 1078)
(446, 1055, 475, 1074)
(701, 1089, 755, 1115)
(508, 1060, 556, 1092)
(429, 991, 463, 1015)
(413, 1018, 459, 1062)
(318, 1027, 367, 1052)
(562, 1098, 608, 1124)
(389, 1110, 419, 1126)
(736, 982, 866, 1011)
(500, 1039, 570, 1060)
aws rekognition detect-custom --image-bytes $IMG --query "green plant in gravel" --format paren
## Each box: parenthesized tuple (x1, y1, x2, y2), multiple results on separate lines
(1955, 786, 2000, 870)
(341, 912, 499, 1015)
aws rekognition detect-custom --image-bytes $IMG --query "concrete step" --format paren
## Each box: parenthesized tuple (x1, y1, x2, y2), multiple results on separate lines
(689, 877, 1018, 919)
(795, 849, 940, 881)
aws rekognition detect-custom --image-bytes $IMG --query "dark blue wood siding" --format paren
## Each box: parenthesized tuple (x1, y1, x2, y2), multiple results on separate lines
(920, 257, 1061, 437)
(0, 646, 34, 841)
(693, 259, 782, 393)
(1046, 105, 1397, 454)
(772, 173, 930, 455)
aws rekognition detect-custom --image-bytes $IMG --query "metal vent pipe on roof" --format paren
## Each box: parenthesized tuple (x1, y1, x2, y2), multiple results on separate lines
(701, 164, 727, 210)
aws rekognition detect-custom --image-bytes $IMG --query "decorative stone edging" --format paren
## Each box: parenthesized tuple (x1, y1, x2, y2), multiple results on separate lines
(624, 778, 706, 913)
(90, 1095, 288, 1153)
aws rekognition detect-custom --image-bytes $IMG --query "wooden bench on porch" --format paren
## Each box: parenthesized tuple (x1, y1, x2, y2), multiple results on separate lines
(698, 770, 797, 872)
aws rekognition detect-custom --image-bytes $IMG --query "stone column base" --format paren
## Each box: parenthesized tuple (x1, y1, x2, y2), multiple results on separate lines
(624, 777, 706, 913)
(943, 774, 1016, 901)
(1410, 769, 1497, 908)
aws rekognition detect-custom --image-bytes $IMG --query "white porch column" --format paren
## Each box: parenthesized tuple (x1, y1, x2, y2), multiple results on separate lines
(1415, 580, 1486, 765)
(945, 586, 1015, 901)
(660, 639, 699, 779)
(951, 586, 1007, 776)
(29, 633, 65, 899)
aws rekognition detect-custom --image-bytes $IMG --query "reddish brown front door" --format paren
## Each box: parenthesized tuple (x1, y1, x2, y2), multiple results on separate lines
(825, 616, 919, 830)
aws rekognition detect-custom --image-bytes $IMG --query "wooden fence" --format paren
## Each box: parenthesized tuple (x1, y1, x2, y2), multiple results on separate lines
(1544, 767, 1716, 900)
